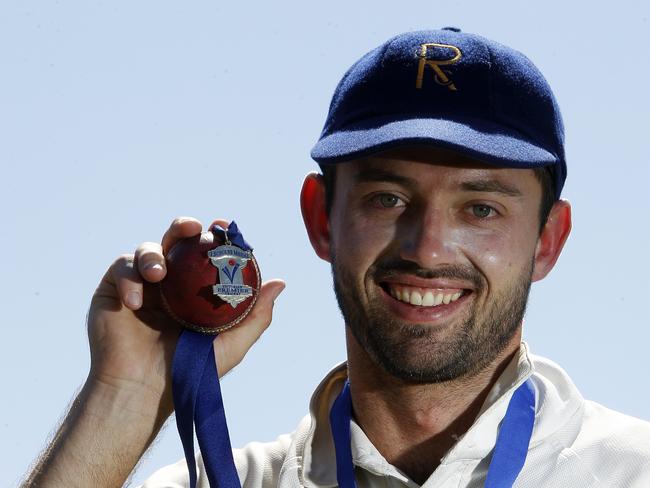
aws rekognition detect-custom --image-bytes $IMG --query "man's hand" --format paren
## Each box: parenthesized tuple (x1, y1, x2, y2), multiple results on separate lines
(21, 217, 285, 488)
(88, 216, 285, 415)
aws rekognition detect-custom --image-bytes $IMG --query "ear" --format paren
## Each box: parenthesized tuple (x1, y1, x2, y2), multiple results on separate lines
(300, 172, 331, 262)
(532, 199, 572, 282)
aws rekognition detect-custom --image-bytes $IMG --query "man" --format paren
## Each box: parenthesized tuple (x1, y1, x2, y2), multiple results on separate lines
(22, 28, 650, 487)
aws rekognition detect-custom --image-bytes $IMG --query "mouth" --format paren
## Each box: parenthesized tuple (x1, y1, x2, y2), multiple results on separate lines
(377, 278, 474, 322)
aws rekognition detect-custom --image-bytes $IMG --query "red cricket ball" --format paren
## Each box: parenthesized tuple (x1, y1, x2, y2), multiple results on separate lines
(160, 229, 261, 334)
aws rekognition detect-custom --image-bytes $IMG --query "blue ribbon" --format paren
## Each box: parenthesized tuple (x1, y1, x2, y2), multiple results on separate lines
(330, 378, 536, 488)
(484, 379, 536, 488)
(171, 221, 252, 487)
(330, 380, 356, 486)
(212, 221, 253, 252)
(172, 330, 241, 488)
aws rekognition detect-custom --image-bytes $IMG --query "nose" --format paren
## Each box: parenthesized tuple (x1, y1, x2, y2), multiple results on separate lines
(398, 206, 458, 269)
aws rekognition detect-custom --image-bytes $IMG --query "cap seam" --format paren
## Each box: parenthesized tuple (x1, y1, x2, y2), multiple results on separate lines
(378, 33, 403, 68)
(484, 37, 496, 123)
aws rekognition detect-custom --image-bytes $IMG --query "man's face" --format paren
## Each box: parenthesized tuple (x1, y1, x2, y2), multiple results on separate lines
(328, 148, 544, 383)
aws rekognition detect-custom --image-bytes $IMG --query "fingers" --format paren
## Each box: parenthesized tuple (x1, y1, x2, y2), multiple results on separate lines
(213, 279, 286, 376)
(161, 217, 203, 254)
(134, 242, 166, 283)
(141, 216, 208, 280)
(236, 279, 286, 338)
(110, 254, 144, 310)
(209, 218, 230, 230)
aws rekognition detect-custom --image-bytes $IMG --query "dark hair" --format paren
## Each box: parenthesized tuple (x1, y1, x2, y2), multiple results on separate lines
(320, 164, 556, 234)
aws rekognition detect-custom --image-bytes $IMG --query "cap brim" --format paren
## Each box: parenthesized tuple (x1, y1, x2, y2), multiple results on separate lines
(311, 116, 558, 169)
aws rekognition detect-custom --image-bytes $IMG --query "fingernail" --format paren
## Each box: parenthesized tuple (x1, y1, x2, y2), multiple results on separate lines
(145, 263, 164, 272)
(126, 291, 142, 308)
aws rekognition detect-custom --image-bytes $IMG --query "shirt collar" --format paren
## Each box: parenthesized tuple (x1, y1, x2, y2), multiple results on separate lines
(301, 343, 535, 487)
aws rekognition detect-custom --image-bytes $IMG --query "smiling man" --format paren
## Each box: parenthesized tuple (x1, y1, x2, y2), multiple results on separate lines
(22, 28, 650, 488)
(321, 152, 551, 386)
(299, 149, 566, 484)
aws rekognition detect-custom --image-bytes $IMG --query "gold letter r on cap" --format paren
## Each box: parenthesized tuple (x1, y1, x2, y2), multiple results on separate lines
(416, 43, 462, 90)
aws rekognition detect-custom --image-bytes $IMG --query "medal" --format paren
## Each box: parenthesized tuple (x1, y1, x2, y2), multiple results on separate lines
(208, 240, 254, 308)
(161, 221, 261, 333)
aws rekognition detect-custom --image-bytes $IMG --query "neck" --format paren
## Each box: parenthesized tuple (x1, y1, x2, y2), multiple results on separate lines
(346, 329, 521, 485)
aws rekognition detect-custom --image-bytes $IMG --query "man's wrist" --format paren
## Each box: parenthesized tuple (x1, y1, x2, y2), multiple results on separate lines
(82, 374, 173, 432)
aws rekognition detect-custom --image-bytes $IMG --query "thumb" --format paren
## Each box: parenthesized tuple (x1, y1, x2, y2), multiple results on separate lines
(213, 279, 286, 376)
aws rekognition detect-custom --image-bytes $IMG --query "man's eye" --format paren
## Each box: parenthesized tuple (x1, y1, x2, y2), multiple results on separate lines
(471, 204, 496, 218)
(376, 194, 403, 208)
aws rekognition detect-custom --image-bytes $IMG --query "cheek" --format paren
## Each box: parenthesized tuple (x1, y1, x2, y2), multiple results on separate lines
(449, 224, 537, 277)
(332, 210, 395, 271)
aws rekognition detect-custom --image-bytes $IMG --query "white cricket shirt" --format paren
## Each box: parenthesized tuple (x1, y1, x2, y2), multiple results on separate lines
(140, 343, 650, 487)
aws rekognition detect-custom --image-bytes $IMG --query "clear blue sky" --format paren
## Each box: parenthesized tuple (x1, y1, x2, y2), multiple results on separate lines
(1, 1, 649, 486)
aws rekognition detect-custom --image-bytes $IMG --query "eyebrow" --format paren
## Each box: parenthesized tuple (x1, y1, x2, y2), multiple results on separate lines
(353, 168, 417, 187)
(460, 180, 523, 197)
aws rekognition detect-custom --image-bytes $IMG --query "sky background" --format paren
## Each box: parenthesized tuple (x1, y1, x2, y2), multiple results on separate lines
(1, 1, 649, 486)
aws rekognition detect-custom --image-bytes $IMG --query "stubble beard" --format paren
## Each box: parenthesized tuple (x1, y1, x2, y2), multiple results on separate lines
(331, 254, 533, 384)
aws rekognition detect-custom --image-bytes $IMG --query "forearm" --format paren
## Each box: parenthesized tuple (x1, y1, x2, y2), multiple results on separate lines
(21, 378, 170, 488)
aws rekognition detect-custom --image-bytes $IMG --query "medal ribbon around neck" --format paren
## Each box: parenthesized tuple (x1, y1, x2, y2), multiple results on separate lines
(171, 222, 252, 488)
(330, 378, 536, 488)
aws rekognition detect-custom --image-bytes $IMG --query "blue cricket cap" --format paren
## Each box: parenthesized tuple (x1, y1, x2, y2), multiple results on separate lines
(311, 28, 567, 199)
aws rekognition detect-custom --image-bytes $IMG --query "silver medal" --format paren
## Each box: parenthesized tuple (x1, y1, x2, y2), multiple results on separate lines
(208, 233, 254, 308)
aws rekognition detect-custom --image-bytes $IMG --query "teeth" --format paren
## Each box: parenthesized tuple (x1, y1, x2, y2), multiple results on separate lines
(388, 285, 465, 308)
(410, 291, 422, 305)
(402, 289, 410, 302)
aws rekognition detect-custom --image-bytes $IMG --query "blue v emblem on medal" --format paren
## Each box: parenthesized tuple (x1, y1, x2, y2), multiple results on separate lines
(208, 244, 253, 308)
